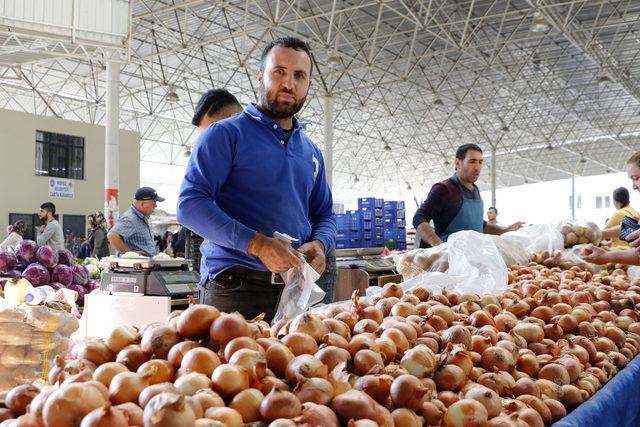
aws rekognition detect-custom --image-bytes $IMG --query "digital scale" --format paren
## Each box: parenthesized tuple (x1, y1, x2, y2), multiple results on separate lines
(335, 248, 397, 274)
(100, 257, 200, 308)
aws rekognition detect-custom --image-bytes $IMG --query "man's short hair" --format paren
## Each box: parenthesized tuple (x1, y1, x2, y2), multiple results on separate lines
(260, 37, 313, 76)
(613, 187, 630, 207)
(191, 89, 241, 126)
(456, 144, 483, 160)
(40, 202, 56, 215)
(488, 207, 498, 214)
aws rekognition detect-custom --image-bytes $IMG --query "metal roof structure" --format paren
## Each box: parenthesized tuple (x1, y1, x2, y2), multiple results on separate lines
(0, 0, 639, 204)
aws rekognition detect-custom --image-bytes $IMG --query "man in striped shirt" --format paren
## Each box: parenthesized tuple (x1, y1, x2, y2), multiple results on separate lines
(108, 187, 164, 257)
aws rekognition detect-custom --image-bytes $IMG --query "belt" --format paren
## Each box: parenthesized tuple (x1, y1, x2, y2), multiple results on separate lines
(219, 266, 285, 285)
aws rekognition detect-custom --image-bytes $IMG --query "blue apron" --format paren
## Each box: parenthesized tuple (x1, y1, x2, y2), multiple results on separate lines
(439, 188, 484, 242)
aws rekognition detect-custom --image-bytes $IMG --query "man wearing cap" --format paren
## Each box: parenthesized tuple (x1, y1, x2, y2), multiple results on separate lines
(192, 88, 243, 131)
(108, 187, 165, 257)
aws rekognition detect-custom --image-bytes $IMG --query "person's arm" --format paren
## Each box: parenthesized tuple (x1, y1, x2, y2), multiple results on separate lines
(581, 245, 640, 265)
(36, 223, 54, 246)
(107, 231, 130, 254)
(412, 186, 444, 247)
(484, 221, 524, 235)
(176, 125, 301, 273)
(601, 226, 621, 239)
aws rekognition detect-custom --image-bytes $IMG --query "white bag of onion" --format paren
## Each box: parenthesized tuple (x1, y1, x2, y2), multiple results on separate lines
(271, 260, 324, 326)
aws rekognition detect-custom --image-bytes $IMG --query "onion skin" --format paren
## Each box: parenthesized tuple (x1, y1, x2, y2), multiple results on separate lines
(259, 388, 302, 423)
(177, 304, 220, 338)
(294, 402, 340, 427)
(141, 325, 180, 359)
(5, 384, 39, 416)
(353, 375, 393, 405)
(43, 383, 106, 427)
(293, 377, 333, 406)
(168, 341, 201, 368)
(116, 402, 144, 426)
(109, 372, 149, 404)
(481, 346, 515, 372)
(443, 399, 488, 427)
(464, 386, 501, 418)
(79, 402, 128, 427)
(144, 392, 196, 427)
(93, 362, 129, 388)
(390, 375, 428, 411)
(331, 390, 385, 425)
(180, 348, 221, 377)
(139, 383, 179, 408)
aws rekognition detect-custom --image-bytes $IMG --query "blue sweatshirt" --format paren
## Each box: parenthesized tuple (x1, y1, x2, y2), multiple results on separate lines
(177, 103, 336, 283)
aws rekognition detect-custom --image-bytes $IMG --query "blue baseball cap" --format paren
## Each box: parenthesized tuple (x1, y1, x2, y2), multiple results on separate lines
(134, 187, 165, 202)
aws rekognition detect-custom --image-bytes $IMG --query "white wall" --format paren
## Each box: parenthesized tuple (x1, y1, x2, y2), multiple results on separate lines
(0, 109, 140, 237)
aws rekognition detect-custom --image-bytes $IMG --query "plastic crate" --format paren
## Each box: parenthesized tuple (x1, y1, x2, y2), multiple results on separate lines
(336, 214, 350, 228)
(374, 217, 383, 227)
(336, 231, 346, 240)
(360, 209, 374, 221)
(374, 226, 384, 235)
(374, 208, 383, 217)
(349, 230, 362, 240)
(335, 241, 348, 249)
(397, 242, 407, 250)
(361, 239, 374, 248)
(349, 238, 362, 247)
(361, 220, 373, 231)
(349, 213, 362, 230)
(363, 231, 373, 241)
(383, 201, 405, 210)
(357, 197, 376, 210)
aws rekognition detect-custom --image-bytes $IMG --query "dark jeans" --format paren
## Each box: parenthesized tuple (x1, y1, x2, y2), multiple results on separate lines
(199, 273, 284, 323)
(317, 251, 337, 304)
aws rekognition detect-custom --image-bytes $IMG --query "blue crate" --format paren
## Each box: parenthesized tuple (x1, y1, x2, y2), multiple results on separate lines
(374, 217, 383, 227)
(360, 209, 374, 221)
(361, 220, 373, 231)
(384, 218, 405, 228)
(383, 201, 405, 210)
(375, 226, 384, 235)
(383, 211, 397, 220)
(349, 213, 362, 230)
(363, 231, 373, 241)
(373, 238, 384, 246)
(335, 241, 348, 249)
(349, 238, 362, 247)
(374, 207, 383, 217)
(336, 214, 350, 227)
(375, 198, 384, 208)
(336, 231, 346, 239)
(349, 230, 362, 240)
(361, 239, 374, 248)
(357, 197, 376, 210)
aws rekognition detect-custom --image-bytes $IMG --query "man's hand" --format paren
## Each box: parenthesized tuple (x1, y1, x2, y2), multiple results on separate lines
(626, 229, 640, 248)
(298, 240, 326, 274)
(580, 245, 609, 265)
(247, 233, 302, 273)
(506, 222, 525, 232)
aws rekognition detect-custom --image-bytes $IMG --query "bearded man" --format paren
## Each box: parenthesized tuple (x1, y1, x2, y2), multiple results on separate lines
(177, 37, 336, 322)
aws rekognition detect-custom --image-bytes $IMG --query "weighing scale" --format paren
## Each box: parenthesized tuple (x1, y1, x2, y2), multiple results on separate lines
(100, 257, 200, 308)
(335, 248, 396, 275)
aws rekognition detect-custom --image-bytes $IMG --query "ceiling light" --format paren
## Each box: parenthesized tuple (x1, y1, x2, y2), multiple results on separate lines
(501, 124, 510, 132)
(546, 143, 554, 150)
(433, 97, 444, 106)
(530, 10, 550, 33)
(183, 146, 191, 157)
(444, 159, 450, 166)
(406, 182, 412, 190)
(166, 85, 179, 103)
(383, 141, 391, 151)
(532, 56, 541, 72)
(579, 155, 587, 164)
(598, 73, 612, 84)
(524, 178, 530, 184)
(354, 174, 360, 183)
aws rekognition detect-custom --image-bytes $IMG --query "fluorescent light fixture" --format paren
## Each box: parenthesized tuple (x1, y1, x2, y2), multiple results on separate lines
(531, 11, 550, 33)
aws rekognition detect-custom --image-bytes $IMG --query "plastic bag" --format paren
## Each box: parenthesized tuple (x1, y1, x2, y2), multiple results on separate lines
(490, 236, 530, 267)
(559, 220, 602, 248)
(558, 244, 601, 274)
(447, 231, 508, 295)
(272, 261, 325, 326)
(394, 244, 449, 280)
(502, 223, 564, 254)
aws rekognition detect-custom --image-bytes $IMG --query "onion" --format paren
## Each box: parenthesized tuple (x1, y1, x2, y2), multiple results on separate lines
(141, 325, 180, 359)
(331, 390, 385, 424)
(114, 345, 149, 373)
(5, 384, 39, 416)
(512, 323, 543, 343)
(109, 372, 150, 404)
(471, 335, 492, 354)
(477, 372, 515, 397)
(168, 341, 201, 368)
(43, 383, 106, 427)
(516, 395, 551, 425)
(353, 319, 379, 335)
(381, 283, 403, 298)
(434, 364, 466, 392)
(322, 318, 351, 340)
(179, 348, 221, 377)
(513, 378, 540, 398)
(289, 313, 327, 342)
(400, 345, 437, 378)
(557, 314, 578, 334)
(428, 305, 455, 325)
(420, 400, 446, 426)
(374, 338, 397, 364)
(106, 326, 140, 353)
(530, 306, 555, 323)
(229, 388, 264, 423)
(224, 337, 262, 361)
(353, 374, 393, 404)
(354, 349, 385, 375)
(444, 399, 488, 427)
(293, 402, 340, 427)
(204, 407, 242, 427)
(390, 375, 429, 411)
(517, 352, 540, 377)
(211, 364, 249, 399)
(464, 386, 501, 418)
(282, 332, 318, 355)
(177, 304, 220, 338)
(144, 392, 196, 427)
(446, 345, 473, 375)
(92, 362, 129, 388)
(543, 397, 567, 422)
(391, 408, 421, 427)
(175, 372, 213, 396)
(605, 326, 627, 348)
(293, 377, 333, 405)
(316, 346, 350, 372)
(380, 329, 409, 355)
(285, 354, 329, 385)
(192, 389, 225, 412)
(536, 379, 564, 401)
(61, 368, 93, 387)
(517, 407, 544, 427)
(391, 302, 417, 318)
(76, 340, 115, 366)
(561, 384, 583, 410)
(259, 388, 302, 423)
(481, 346, 515, 372)
(442, 325, 472, 349)
(469, 310, 495, 327)
(267, 343, 295, 378)
(138, 383, 179, 408)
(210, 312, 250, 350)
(494, 313, 517, 332)
(28, 384, 56, 422)
(557, 356, 583, 382)
(116, 402, 144, 426)
(80, 402, 128, 427)
(538, 363, 570, 386)
(138, 359, 175, 384)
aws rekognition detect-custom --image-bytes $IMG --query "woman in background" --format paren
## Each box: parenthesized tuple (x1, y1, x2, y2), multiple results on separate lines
(0, 221, 26, 251)
(601, 187, 638, 247)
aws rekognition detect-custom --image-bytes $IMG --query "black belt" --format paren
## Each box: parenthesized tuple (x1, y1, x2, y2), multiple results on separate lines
(219, 266, 285, 285)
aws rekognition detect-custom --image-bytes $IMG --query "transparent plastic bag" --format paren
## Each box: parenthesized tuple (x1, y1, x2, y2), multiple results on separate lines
(491, 236, 530, 267)
(559, 220, 602, 248)
(272, 261, 325, 326)
(447, 231, 508, 295)
(394, 244, 449, 280)
(398, 271, 468, 295)
(502, 223, 564, 254)
(558, 244, 601, 274)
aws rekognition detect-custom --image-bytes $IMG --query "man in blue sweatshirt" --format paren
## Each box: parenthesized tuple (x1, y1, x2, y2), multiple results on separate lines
(177, 37, 336, 322)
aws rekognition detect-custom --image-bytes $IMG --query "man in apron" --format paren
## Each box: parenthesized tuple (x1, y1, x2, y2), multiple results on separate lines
(412, 144, 523, 248)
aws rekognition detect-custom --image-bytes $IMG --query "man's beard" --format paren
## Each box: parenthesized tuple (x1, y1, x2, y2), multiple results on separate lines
(258, 81, 306, 120)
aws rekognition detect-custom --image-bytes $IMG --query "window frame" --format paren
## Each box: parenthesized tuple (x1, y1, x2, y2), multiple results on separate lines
(35, 130, 85, 180)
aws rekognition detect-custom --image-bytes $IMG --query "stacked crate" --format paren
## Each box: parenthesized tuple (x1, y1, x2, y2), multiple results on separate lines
(383, 201, 407, 250)
(357, 198, 383, 247)
(335, 210, 362, 249)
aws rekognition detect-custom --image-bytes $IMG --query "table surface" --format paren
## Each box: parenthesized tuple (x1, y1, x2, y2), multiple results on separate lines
(553, 354, 640, 427)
